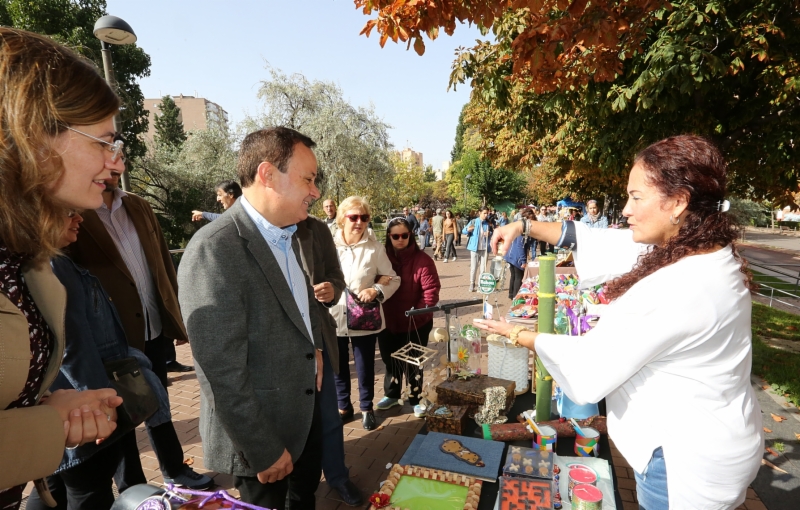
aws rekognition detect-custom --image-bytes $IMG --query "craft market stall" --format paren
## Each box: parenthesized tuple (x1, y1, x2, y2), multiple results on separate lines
(367, 256, 622, 510)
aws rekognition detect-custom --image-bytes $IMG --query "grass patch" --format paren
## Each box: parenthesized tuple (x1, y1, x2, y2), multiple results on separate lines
(752, 302, 800, 340)
(752, 303, 800, 407)
(751, 270, 800, 298)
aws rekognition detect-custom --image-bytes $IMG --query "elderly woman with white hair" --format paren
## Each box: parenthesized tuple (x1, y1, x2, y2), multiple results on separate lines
(331, 196, 400, 430)
(580, 200, 609, 229)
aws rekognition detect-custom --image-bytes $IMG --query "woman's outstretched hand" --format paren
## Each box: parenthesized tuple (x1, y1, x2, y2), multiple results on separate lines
(490, 222, 524, 254)
(473, 318, 514, 337)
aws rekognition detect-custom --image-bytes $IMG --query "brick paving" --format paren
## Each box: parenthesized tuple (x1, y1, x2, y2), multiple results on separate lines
(25, 245, 768, 508)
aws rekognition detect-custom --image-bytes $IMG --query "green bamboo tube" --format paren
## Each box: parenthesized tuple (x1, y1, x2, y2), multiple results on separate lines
(535, 255, 556, 422)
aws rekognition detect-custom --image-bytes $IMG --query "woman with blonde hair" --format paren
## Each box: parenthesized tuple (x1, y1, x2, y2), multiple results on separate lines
(330, 196, 399, 430)
(0, 28, 124, 507)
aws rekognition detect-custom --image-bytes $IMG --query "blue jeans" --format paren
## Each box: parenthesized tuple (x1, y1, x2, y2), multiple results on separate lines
(320, 349, 349, 487)
(634, 447, 669, 510)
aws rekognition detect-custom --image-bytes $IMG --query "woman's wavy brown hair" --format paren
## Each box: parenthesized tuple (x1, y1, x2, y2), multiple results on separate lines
(0, 28, 120, 261)
(604, 135, 753, 300)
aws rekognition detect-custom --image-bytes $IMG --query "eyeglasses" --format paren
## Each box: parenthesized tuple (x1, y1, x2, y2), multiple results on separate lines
(66, 127, 125, 162)
(345, 214, 370, 223)
(390, 233, 410, 240)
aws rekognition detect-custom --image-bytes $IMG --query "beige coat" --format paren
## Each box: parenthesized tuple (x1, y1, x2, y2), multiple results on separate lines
(331, 230, 400, 337)
(0, 263, 67, 493)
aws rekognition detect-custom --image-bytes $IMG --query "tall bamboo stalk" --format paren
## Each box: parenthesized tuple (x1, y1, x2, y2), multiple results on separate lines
(535, 255, 556, 422)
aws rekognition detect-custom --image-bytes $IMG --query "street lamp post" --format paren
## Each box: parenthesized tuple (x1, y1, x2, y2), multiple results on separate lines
(94, 15, 137, 191)
(463, 173, 472, 212)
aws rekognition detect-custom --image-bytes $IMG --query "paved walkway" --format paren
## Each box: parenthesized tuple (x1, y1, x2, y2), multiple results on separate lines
(26, 244, 771, 509)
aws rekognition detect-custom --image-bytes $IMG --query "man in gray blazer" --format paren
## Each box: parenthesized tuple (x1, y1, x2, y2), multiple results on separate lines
(178, 127, 324, 509)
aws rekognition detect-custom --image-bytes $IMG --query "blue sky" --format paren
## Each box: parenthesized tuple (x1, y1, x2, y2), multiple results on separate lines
(106, 0, 486, 170)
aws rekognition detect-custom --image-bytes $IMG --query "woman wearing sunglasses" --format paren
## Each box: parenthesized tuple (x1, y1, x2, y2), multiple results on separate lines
(376, 218, 441, 415)
(0, 28, 124, 507)
(330, 197, 399, 430)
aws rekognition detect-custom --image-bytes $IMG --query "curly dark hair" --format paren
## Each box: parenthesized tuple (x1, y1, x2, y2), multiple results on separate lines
(605, 135, 753, 300)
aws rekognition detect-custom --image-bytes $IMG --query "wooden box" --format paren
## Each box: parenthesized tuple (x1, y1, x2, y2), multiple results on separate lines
(425, 405, 468, 435)
(436, 375, 516, 415)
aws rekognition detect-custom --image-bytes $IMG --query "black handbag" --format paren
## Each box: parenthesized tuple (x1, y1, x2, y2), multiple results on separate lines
(104, 357, 159, 434)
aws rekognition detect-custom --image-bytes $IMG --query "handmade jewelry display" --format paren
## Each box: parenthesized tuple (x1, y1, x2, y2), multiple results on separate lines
(369, 464, 483, 510)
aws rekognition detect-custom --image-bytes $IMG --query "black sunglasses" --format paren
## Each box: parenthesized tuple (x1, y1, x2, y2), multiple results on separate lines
(345, 214, 370, 223)
(390, 233, 410, 240)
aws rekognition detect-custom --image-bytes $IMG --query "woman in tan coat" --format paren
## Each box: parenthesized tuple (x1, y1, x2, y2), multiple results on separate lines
(0, 28, 124, 508)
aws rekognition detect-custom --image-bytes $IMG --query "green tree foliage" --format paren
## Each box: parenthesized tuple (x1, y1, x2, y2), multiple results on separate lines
(423, 165, 437, 183)
(132, 128, 237, 248)
(1, 0, 152, 161)
(454, 1, 800, 202)
(153, 96, 187, 150)
(450, 149, 527, 208)
(241, 66, 393, 205)
(451, 104, 468, 162)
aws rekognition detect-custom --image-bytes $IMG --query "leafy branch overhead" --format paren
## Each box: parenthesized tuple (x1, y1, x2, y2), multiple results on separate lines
(355, 0, 667, 93)
(356, 1, 800, 202)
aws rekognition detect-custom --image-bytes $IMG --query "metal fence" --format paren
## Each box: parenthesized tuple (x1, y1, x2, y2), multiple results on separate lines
(749, 261, 800, 310)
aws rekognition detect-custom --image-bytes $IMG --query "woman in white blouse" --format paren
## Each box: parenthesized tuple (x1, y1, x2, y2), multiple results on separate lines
(476, 135, 763, 509)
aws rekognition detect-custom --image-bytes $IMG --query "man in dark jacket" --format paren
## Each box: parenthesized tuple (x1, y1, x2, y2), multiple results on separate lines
(295, 216, 362, 506)
(404, 207, 419, 234)
(69, 159, 211, 490)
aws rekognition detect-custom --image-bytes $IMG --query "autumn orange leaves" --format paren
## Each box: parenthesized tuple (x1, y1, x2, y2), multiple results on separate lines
(355, 0, 669, 93)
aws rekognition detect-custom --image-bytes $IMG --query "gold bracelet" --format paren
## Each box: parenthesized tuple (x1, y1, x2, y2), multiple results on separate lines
(509, 325, 528, 347)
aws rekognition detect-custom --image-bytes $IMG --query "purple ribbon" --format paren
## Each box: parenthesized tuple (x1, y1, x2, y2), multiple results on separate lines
(163, 484, 274, 509)
(565, 307, 597, 336)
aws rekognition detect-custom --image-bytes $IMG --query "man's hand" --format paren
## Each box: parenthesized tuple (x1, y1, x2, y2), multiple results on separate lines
(191, 210, 204, 222)
(316, 349, 323, 391)
(490, 222, 524, 254)
(357, 288, 378, 303)
(312, 282, 334, 303)
(257, 449, 293, 484)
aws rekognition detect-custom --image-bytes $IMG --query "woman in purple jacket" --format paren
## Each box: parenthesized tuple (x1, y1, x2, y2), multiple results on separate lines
(376, 218, 441, 413)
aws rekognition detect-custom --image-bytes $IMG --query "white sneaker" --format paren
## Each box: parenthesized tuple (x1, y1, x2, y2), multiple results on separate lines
(451, 257, 457, 262)
(443, 259, 449, 263)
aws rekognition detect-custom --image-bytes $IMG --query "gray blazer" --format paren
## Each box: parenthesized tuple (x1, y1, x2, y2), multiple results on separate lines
(178, 201, 323, 477)
(296, 217, 345, 373)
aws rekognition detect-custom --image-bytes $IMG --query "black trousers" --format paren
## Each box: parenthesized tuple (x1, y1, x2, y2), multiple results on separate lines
(26, 437, 126, 510)
(144, 335, 171, 388)
(377, 322, 433, 401)
(114, 334, 186, 484)
(113, 429, 147, 493)
(234, 394, 323, 510)
(508, 266, 525, 298)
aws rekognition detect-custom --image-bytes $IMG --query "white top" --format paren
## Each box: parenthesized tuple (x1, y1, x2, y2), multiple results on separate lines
(536, 222, 763, 509)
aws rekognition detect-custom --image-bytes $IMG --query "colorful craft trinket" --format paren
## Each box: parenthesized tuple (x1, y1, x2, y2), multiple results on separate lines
(368, 492, 390, 508)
